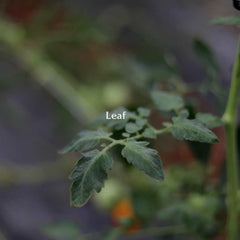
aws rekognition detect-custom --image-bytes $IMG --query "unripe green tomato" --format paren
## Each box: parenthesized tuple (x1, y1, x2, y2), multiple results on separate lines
(93, 179, 127, 210)
(103, 83, 130, 108)
(188, 194, 206, 211)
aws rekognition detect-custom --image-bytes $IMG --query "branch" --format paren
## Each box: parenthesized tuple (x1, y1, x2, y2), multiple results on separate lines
(0, 18, 95, 123)
(222, 38, 240, 240)
(0, 158, 74, 186)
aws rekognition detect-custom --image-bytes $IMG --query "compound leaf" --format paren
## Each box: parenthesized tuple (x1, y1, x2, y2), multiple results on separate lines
(171, 116, 218, 144)
(70, 149, 113, 207)
(151, 91, 184, 112)
(196, 113, 224, 129)
(121, 141, 164, 180)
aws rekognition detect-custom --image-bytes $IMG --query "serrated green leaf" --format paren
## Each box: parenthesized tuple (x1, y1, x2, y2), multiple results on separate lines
(70, 149, 113, 207)
(136, 118, 147, 128)
(196, 113, 224, 129)
(121, 141, 164, 180)
(93, 107, 134, 130)
(42, 222, 81, 240)
(125, 123, 142, 134)
(122, 132, 130, 138)
(151, 91, 184, 112)
(60, 129, 112, 153)
(142, 128, 157, 139)
(211, 16, 240, 27)
(171, 116, 218, 144)
(137, 107, 151, 117)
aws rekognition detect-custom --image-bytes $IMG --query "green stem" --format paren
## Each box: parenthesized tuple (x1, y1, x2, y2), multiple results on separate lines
(0, 158, 74, 186)
(129, 126, 172, 141)
(0, 229, 7, 240)
(222, 39, 240, 240)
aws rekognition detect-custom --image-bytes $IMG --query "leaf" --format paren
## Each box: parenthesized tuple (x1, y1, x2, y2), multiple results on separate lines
(121, 141, 164, 180)
(136, 118, 147, 128)
(70, 149, 113, 207)
(60, 129, 112, 153)
(122, 132, 130, 138)
(211, 16, 240, 28)
(193, 39, 220, 75)
(151, 91, 184, 112)
(196, 113, 224, 129)
(93, 107, 134, 130)
(137, 107, 151, 117)
(42, 222, 81, 240)
(177, 109, 189, 119)
(125, 123, 142, 134)
(142, 128, 157, 139)
(170, 116, 219, 144)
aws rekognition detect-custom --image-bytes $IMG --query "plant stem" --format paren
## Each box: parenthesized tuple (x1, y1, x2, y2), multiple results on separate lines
(0, 229, 7, 240)
(222, 39, 240, 240)
(0, 158, 74, 186)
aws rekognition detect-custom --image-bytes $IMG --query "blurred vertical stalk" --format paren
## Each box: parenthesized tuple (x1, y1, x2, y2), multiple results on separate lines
(222, 39, 240, 240)
(0, 229, 7, 240)
(0, 18, 95, 124)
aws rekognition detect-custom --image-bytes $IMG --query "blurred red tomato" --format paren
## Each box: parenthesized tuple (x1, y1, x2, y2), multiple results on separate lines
(111, 198, 141, 234)
(6, 0, 42, 24)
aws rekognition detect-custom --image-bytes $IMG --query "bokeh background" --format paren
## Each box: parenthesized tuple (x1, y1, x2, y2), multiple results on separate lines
(0, 0, 239, 240)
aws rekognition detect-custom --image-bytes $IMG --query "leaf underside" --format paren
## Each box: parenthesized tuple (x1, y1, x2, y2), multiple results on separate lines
(121, 141, 164, 181)
(171, 116, 219, 144)
(70, 149, 113, 207)
(196, 113, 223, 129)
(60, 129, 111, 153)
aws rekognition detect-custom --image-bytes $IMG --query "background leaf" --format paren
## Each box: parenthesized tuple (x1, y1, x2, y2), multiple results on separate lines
(42, 222, 81, 240)
(193, 39, 220, 76)
(151, 91, 184, 112)
(137, 107, 151, 117)
(121, 141, 164, 181)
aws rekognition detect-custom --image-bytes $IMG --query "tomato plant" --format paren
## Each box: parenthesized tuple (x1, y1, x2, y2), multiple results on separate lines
(59, 16, 240, 240)
(0, 3, 239, 239)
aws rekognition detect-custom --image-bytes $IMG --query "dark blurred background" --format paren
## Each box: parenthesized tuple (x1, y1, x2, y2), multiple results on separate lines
(0, 0, 239, 240)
